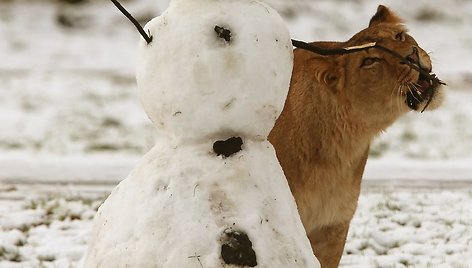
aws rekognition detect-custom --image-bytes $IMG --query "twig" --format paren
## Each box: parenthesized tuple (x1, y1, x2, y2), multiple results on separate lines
(188, 253, 204, 268)
(291, 39, 445, 86)
(110, 0, 153, 44)
(291, 39, 377, 56)
(193, 184, 199, 197)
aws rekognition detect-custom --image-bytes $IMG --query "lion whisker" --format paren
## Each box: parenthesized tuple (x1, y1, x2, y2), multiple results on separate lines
(407, 83, 422, 103)
(389, 83, 399, 114)
(397, 84, 405, 114)
(410, 83, 422, 95)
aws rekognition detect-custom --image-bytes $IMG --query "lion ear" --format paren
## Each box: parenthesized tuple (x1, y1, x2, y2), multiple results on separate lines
(309, 57, 344, 95)
(323, 68, 343, 94)
(369, 5, 403, 27)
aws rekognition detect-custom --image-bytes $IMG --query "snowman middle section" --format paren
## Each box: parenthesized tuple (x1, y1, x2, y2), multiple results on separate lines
(87, 139, 317, 267)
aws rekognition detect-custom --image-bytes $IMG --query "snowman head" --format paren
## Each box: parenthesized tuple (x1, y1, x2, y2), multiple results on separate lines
(135, 1, 293, 146)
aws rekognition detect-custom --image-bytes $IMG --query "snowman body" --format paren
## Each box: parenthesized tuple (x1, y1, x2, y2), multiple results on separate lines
(83, 0, 319, 267)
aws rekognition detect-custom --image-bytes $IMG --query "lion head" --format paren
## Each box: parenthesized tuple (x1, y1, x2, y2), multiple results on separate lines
(293, 5, 445, 128)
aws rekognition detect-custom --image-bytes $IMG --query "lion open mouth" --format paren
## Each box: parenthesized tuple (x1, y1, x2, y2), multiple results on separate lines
(406, 71, 441, 112)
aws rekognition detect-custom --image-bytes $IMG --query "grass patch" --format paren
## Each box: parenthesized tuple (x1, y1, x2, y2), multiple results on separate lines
(415, 7, 446, 22)
(38, 254, 56, 262)
(369, 141, 389, 158)
(14, 238, 26, 247)
(24, 195, 106, 223)
(0, 247, 22, 262)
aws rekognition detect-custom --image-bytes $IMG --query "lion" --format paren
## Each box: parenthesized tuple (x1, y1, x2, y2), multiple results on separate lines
(269, 5, 444, 268)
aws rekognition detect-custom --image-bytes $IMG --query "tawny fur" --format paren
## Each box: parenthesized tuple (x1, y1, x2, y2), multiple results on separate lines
(269, 6, 444, 268)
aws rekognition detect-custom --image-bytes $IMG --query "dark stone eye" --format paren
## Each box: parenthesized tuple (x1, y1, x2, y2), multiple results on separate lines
(215, 25, 232, 42)
(361, 57, 377, 67)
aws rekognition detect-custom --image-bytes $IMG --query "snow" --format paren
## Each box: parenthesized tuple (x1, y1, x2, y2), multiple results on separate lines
(0, 191, 102, 268)
(1, 0, 472, 267)
(1, 184, 471, 268)
(342, 188, 472, 267)
(84, 141, 318, 267)
(0, 153, 138, 184)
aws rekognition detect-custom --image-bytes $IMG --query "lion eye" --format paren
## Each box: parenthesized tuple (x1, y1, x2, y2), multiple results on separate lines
(395, 31, 405, 41)
(360, 57, 378, 67)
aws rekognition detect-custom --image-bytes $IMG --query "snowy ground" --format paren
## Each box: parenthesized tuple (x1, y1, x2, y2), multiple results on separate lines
(1, 182, 471, 268)
(1, 0, 471, 267)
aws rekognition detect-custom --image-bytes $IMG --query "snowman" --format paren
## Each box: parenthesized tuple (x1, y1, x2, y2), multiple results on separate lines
(82, 0, 320, 267)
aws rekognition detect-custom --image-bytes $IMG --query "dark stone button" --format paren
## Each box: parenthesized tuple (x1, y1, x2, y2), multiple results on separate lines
(213, 137, 243, 157)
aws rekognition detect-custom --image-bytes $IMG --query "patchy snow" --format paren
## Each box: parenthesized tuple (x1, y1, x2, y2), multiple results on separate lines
(0, 188, 104, 268)
(1, 184, 471, 267)
(342, 188, 472, 268)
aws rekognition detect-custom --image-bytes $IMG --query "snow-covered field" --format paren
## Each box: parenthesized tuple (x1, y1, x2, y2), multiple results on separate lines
(1, 183, 471, 267)
(1, 0, 471, 267)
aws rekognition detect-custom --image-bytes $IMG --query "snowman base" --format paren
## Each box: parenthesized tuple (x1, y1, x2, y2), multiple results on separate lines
(83, 140, 318, 267)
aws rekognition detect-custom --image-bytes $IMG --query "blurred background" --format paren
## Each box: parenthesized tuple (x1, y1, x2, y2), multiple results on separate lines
(1, 0, 471, 160)
(0, 0, 470, 267)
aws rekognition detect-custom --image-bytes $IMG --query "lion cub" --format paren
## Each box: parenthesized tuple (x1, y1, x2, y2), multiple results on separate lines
(269, 5, 444, 268)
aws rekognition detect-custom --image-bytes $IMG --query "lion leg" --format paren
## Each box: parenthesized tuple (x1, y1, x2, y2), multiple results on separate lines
(308, 221, 350, 268)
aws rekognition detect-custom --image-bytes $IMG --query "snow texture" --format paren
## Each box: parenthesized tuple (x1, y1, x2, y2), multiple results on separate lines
(83, 141, 319, 267)
(2, 185, 472, 268)
(82, 0, 319, 267)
